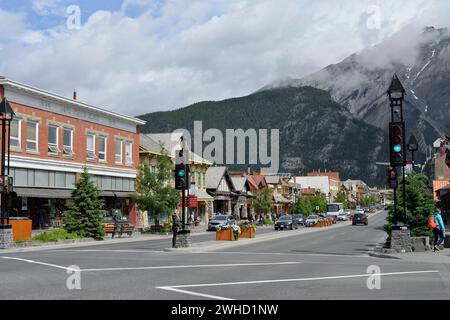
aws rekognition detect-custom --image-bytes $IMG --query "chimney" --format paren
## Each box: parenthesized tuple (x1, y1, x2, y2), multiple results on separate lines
(247, 165, 251, 175)
(73, 90, 77, 100)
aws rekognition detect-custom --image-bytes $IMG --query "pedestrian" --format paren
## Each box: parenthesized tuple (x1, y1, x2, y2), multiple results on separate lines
(271, 212, 276, 223)
(172, 212, 180, 248)
(432, 205, 445, 251)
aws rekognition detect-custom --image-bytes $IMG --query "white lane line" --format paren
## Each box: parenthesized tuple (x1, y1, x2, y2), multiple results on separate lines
(53, 249, 163, 253)
(158, 286, 233, 301)
(1, 257, 76, 271)
(80, 261, 302, 272)
(168, 270, 439, 289)
(205, 251, 370, 258)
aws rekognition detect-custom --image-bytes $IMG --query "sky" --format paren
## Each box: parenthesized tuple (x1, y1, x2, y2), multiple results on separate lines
(0, 0, 449, 116)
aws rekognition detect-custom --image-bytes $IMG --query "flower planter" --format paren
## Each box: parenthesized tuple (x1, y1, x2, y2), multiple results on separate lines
(216, 229, 237, 241)
(240, 228, 255, 238)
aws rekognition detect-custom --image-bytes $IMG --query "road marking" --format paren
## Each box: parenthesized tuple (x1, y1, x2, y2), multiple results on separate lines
(158, 286, 233, 300)
(53, 249, 164, 253)
(166, 270, 439, 289)
(80, 261, 302, 272)
(0, 257, 77, 271)
(194, 251, 371, 258)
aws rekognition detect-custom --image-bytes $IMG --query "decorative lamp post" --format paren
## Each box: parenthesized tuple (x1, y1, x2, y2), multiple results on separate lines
(387, 74, 407, 227)
(407, 134, 419, 172)
(0, 97, 15, 248)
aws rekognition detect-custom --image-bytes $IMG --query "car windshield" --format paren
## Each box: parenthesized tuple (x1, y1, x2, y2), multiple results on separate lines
(212, 215, 228, 220)
(339, 213, 346, 216)
(278, 216, 291, 221)
(307, 215, 318, 219)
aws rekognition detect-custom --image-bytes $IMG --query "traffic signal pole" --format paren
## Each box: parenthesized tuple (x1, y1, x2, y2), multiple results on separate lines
(181, 183, 185, 231)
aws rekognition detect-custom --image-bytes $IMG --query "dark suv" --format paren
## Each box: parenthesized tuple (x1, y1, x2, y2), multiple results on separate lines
(352, 213, 368, 226)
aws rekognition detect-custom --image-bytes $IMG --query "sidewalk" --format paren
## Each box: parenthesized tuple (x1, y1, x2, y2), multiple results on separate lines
(370, 250, 450, 264)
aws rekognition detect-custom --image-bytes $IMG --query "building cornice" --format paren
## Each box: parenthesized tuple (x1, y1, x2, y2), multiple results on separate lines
(0, 79, 146, 133)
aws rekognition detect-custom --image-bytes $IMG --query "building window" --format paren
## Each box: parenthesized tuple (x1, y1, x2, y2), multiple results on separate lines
(10, 119, 21, 148)
(48, 126, 59, 154)
(197, 172, 201, 188)
(125, 141, 132, 165)
(87, 134, 95, 160)
(98, 136, 107, 161)
(26, 121, 38, 152)
(115, 139, 122, 164)
(63, 128, 73, 155)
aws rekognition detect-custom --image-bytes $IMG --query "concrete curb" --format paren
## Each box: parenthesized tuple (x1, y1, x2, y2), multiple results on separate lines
(0, 231, 210, 254)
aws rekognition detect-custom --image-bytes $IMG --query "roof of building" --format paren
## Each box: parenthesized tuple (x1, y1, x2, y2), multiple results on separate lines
(206, 166, 228, 189)
(194, 188, 214, 201)
(140, 133, 212, 165)
(307, 171, 340, 181)
(230, 176, 247, 192)
(265, 175, 281, 184)
(273, 193, 291, 204)
(0, 78, 145, 126)
(434, 180, 450, 200)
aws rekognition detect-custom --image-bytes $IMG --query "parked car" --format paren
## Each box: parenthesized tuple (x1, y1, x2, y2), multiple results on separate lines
(337, 213, 348, 221)
(326, 215, 337, 224)
(352, 213, 368, 226)
(305, 215, 319, 227)
(274, 215, 298, 230)
(207, 214, 235, 231)
(292, 214, 305, 226)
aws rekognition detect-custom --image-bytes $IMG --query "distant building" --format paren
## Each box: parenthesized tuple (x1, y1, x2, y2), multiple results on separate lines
(342, 180, 369, 206)
(306, 171, 341, 201)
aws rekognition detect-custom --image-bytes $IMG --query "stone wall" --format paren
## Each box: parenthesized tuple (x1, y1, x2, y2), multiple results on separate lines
(391, 229, 412, 253)
(0, 226, 14, 249)
(175, 231, 191, 248)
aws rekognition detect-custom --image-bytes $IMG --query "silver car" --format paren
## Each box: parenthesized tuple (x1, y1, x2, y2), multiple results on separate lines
(305, 215, 319, 227)
(207, 215, 235, 231)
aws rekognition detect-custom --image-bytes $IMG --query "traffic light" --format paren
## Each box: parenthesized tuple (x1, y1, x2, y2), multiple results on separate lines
(389, 122, 405, 167)
(387, 166, 398, 189)
(175, 164, 186, 190)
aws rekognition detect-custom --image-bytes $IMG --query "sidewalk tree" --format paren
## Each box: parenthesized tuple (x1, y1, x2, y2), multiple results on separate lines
(336, 191, 348, 209)
(361, 195, 377, 208)
(309, 195, 327, 213)
(384, 172, 435, 239)
(133, 149, 180, 231)
(63, 167, 105, 238)
(293, 197, 312, 215)
(252, 188, 272, 218)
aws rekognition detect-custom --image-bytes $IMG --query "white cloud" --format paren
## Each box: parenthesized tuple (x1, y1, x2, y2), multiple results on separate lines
(1, 0, 450, 116)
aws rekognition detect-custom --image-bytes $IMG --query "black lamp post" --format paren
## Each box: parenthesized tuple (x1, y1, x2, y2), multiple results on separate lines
(387, 74, 407, 226)
(0, 97, 14, 228)
(407, 134, 418, 172)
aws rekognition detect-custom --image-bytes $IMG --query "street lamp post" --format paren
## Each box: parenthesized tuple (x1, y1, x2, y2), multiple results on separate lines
(407, 134, 419, 172)
(0, 97, 15, 248)
(387, 74, 407, 226)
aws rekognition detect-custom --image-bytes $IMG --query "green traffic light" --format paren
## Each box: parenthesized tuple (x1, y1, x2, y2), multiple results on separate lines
(177, 169, 185, 177)
(393, 144, 402, 153)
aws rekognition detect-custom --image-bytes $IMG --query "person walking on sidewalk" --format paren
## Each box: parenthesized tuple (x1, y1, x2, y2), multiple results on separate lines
(172, 212, 180, 248)
(433, 205, 446, 251)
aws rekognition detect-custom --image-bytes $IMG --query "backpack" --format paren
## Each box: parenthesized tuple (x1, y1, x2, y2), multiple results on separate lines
(428, 216, 438, 230)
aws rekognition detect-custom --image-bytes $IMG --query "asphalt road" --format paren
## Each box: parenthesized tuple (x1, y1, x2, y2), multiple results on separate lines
(1, 211, 450, 300)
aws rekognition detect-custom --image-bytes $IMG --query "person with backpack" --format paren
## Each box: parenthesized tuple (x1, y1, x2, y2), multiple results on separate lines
(429, 205, 445, 251)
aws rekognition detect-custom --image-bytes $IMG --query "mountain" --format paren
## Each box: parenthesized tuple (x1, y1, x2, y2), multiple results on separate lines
(264, 26, 450, 161)
(138, 86, 387, 186)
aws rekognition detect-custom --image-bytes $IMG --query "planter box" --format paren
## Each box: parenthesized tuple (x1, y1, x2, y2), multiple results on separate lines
(9, 218, 32, 241)
(240, 228, 255, 238)
(216, 229, 237, 241)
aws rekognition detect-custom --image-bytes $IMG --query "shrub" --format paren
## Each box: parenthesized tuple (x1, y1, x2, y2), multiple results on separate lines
(32, 228, 80, 242)
(263, 217, 273, 225)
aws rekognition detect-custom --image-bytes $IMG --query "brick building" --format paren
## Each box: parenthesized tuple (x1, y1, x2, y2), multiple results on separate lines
(0, 78, 145, 229)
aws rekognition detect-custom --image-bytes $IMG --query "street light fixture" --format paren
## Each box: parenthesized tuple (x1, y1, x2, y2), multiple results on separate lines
(407, 134, 419, 172)
(0, 97, 15, 245)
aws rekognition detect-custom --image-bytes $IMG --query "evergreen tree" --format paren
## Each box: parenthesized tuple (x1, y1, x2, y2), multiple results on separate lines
(384, 173, 435, 238)
(252, 188, 272, 217)
(133, 151, 180, 230)
(63, 167, 105, 238)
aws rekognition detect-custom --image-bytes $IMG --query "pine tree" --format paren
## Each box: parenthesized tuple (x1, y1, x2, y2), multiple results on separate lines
(63, 167, 105, 238)
(384, 172, 435, 238)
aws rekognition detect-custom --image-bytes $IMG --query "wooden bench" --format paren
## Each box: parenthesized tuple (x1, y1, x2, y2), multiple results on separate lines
(104, 223, 134, 238)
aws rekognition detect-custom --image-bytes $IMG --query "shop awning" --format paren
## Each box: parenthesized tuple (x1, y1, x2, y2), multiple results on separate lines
(14, 187, 72, 199)
(100, 191, 137, 198)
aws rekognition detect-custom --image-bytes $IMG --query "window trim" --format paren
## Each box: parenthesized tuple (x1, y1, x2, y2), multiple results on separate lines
(10, 118, 21, 149)
(48, 125, 59, 154)
(26, 121, 39, 152)
(86, 133, 96, 160)
(98, 136, 107, 162)
(63, 127, 74, 156)
(125, 141, 132, 165)
(115, 139, 123, 164)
